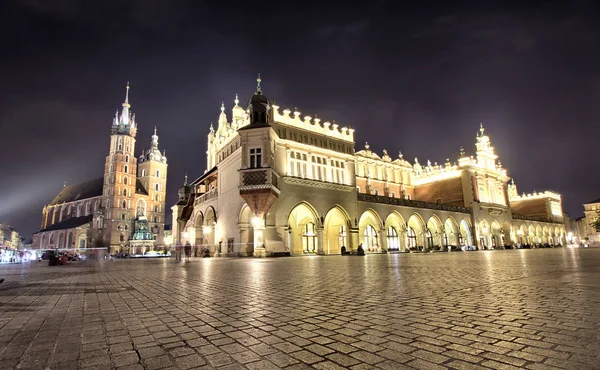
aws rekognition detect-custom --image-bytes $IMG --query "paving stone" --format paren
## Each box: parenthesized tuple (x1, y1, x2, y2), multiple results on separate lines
(1, 250, 600, 370)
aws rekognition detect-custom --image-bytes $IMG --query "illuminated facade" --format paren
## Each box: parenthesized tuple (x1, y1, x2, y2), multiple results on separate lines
(577, 198, 600, 245)
(173, 77, 566, 256)
(32, 85, 168, 254)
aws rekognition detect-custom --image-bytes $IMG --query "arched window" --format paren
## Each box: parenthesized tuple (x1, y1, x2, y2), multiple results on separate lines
(459, 233, 464, 246)
(121, 214, 126, 220)
(155, 183, 159, 191)
(338, 225, 347, 248)
(426, 229, 433, 248)
(122, 188, 127, 196)
(120, 234, 124, 242)
(125, 155, 129, 163)
(387, 226, 399, 251)
(141, 169, 147, 177)
(85, 203, 90, 215)
(302, 223, 317, 253)
(124, 165, 128, 173)
(364, 225, 378, 251)
(156, 169, 160, 178)
(124, 177, 128, 185)
(76, 204, 82, 217)
(122, 200, 127, 209)
(153, 217, 157, 223)
(407, 227, 417, 249)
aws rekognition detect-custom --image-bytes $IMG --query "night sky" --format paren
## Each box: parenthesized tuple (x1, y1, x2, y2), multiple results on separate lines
(2, 0, 599, 237)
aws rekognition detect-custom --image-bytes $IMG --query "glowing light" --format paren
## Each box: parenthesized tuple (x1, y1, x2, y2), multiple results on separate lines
(251, 216, 262, 228)
(182, 231, 189, 240)
(203, 225, 212, 234)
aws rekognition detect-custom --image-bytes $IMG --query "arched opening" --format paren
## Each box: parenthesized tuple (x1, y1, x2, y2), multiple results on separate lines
(479, 219, 491, 249)
(491, 221, 501, 249)
(358, 209, 382, 253)
(385, 212, 405, 252)
(287, 202, 319, 255)
(78, 234, 86, 249)
(124, 165, 128, 173)
(323, 206, 350, 254)
(407, 214, 425, 251)
(239, 205, 254, 256)
(303, 223, 318, 253)
(193, 212, 204, 249)
(50, 233, 56, 246)
(204, 207, 217, 253)
(141, 169, 147, 177)
(542, 226, 549, 244)
(459, 219, 472, 249)
(502, 221, 512, 246)
(156, 169, 161, 178)
(426, 216, 443, 251)
(444, 217, 459, 249)
(124, 176, 128, 185)
(58, 233, 65, 249)
(40, 234, 45, 249)
(387, 226, 399, 250)
(67, 232, 73, 248)
(122, 200, 127, 209)
(535, 225, 542, 244)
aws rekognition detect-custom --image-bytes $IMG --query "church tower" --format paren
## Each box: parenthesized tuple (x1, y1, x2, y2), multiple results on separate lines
(103, 83, 138, 249)
(138, 128, 168, 243)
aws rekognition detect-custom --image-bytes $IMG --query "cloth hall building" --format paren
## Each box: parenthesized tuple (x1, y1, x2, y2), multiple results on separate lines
(32, 85, 169, 254)
(173, 77, 566, 257)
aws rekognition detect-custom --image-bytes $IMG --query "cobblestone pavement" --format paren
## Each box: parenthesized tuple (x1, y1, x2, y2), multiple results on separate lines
(1, 249, 600, 370)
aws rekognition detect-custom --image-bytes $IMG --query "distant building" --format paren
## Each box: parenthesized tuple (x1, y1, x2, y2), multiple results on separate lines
(0, 224, 21, 250)
(32, 84, 169, 254)
(576, 198, 600, 245)
(172, 76, 567, 257)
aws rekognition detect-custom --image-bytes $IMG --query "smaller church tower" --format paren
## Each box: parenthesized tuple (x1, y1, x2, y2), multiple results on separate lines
(103, 83, 138, 249)
(138, 127, 168, 243)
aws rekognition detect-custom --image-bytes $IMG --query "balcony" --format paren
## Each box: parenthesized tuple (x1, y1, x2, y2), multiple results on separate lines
(357, 193, 471, 214)
(239, 167, 280, 195)
(194, 188, 218, 206)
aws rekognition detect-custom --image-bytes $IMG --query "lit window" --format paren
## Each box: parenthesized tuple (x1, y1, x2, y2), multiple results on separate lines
(364, 225, 378, 251)
(407, 227, 417, 249)
(338, 225, 347, 248)
(249, 148, 262, 169)
(387, 226, 399, 250)
(302, 223, 317, 253)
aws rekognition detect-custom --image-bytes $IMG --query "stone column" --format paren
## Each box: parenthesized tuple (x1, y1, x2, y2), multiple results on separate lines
(349, 228, 359, 251)
(317, 228, 325, 255)
(287, 227, 293, 254)
(379, 228, 387, 253)
(253, 218, 266, 258)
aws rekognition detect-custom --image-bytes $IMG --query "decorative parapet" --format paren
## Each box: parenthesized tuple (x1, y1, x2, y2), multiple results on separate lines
(271, 105, 354, 143)
(512, 213, 563, 224)
(194, 188, 218, 206)
(357, 193, 471, 214)
(510, 190, 561, 202)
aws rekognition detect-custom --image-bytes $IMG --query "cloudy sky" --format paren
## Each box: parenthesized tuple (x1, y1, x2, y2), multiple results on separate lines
(1, 0, 599, 236)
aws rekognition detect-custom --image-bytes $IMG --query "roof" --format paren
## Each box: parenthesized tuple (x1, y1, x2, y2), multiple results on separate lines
(49, 178, 104, 206)
(191, 166, 218, 186)
(584, 197, 600, 205)
(135, 179, 148, 195)
(37, 214, 93, 233)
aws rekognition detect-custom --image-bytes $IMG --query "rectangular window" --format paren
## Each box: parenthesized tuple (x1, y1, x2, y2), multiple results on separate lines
(249, 148, 262, 169)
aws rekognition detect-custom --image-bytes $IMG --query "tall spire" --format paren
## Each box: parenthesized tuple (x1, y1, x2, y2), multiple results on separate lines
(234, 94, 239, 107)
(256, 73, 262, 94)
(151, 126, 159, 149)
(123, 82, 130, 109)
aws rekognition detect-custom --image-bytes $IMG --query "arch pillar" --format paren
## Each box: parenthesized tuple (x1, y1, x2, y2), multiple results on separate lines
(380, 228, 387, 253)
(253, 218, 266, 258)
(317, 228, 325, 255)
(349, 227, 359, 252)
